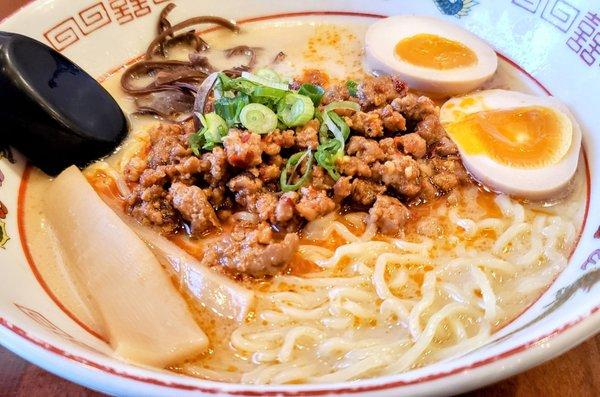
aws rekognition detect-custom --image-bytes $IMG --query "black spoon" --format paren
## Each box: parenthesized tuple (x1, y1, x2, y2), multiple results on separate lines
(0, 32, 127, 175)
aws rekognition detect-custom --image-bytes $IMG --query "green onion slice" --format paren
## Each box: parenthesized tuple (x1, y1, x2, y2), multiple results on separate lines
(190, 113, 209, 155)
(314, 107, 350, 180)
(280, 149, 313, 192)
(214, 94, 249, 126)
(217, 73, 256, 95)
(255, 68, 282, 83)
(241, 71, 289, 91)
(298, 83, 325, 106)
(325, 111, 350, 140)
(239, 103, 278, 134)
(323, 100, 360, 113)
(346, 80, 358, 97)
(214, 73, 230, 97)
(277, 120, 288, 131)
(189, 130, 205, 156)
(314, 110, 331, 145)
(250, 85, 287, 109)
(320, 100, 358, 143)
(315, 139, 342, 180)
(277, 93, 315, 127)
(313, 104, 355, 180)
(189, 112, 228, 154)
(316, 110, 350, 179)
(202, 112, 228, 148)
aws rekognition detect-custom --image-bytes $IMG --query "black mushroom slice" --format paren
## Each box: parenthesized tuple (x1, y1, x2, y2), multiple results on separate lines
(121, 57, 212, 122)
(145, 16, 239, 60)
(272, 51, 286, 64)
(154, 4, 211, 58)
(134, 90, 196, 123)
(120, 59, 207, 95)
(156, 2, 176, 56)
(158, 3, 176, 34)
(154, 56, 214, 86)
(224, 45, 262, 70)
(121, 4, 241, 123)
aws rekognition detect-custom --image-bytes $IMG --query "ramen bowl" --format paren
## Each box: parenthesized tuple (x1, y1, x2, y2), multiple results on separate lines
(0, 0, 599, 395)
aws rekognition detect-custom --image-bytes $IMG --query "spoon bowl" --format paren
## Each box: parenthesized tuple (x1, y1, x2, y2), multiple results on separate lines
(0, 32, 127, 175)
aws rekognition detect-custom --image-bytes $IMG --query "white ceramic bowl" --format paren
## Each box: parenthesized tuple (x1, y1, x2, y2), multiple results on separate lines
(0, 1, 599, 395)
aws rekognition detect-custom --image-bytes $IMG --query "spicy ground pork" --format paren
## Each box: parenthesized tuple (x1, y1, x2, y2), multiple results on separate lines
(125, 75, 471, 277)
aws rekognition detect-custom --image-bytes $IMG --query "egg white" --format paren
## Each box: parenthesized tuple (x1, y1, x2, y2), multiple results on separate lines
(440, 89, 582, 200)
(365, 16, 498, 96)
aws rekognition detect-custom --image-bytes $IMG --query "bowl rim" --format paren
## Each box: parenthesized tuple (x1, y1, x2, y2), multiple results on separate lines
(1, 305, 599, 395)
(0, 4, 599, 396)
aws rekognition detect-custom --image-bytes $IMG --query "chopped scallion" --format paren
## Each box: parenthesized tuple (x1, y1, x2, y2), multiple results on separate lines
(315, 139, 342, 180)
(323, 100, 360, 113)
(241, 71, 289, 91)
(239, 103, 278, 135)
(189, 131, 205, 156)
(255, 68, 282, 83)
(298, 83, 325, 106)
(189, 112, 228, 154)
(201, 112, 228, 150)
(214, 94, 249, 126)
(280, 149, 313, 192)
(346, 80, 358, 97)
(326, 111, 350, 140)
(314, 109, 350, 180)
(277, 93, 315, 127)
(250, 85, 287, 108)
(217, 72, 256, 95)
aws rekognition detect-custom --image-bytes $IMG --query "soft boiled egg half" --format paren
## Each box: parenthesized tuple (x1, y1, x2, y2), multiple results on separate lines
(365, 16, 498, 95)
(440, 89, 582, 200)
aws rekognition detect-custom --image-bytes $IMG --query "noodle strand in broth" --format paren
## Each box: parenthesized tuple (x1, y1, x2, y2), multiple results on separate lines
(174, 181, 583, 384)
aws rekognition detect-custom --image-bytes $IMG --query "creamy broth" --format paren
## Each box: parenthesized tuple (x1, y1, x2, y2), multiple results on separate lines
(22, 21, 586, 384)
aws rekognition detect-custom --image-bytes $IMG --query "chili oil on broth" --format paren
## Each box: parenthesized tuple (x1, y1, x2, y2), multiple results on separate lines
(20, 21, 586, 384)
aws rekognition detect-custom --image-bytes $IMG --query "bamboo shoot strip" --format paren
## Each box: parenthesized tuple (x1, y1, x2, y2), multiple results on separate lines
(44, 166, 208, 366)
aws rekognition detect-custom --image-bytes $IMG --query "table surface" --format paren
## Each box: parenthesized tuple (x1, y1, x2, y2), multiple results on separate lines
(1, 0, 598, 396)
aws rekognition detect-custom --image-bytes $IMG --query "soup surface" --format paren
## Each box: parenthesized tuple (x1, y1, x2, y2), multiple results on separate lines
(22, 19, 586, 384)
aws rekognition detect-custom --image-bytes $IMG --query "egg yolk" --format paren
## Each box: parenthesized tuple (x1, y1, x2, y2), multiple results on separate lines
(394, 33, 478, 70)
(445, 106, 571, 168)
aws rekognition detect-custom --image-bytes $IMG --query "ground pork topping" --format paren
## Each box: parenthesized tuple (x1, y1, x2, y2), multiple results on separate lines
(169, 182, 219, 236)
(201, 223, 300, 277)
(345, 111, 385, 138)
(295, 119, 320, 150)
(124, 74, 471, 278)
(223, 129, 263, 168)
(357, 75, 407, 109)
(368, 195, 411, 235)
(346, 136, 385, 164)
(295, 185, 336, 221)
